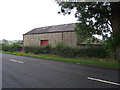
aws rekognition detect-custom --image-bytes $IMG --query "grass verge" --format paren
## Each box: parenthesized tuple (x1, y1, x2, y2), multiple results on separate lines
(2, 51, 120, 69)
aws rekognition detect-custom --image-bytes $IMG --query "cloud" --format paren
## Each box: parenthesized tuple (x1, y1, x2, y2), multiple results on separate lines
(0, 0, 76, 40)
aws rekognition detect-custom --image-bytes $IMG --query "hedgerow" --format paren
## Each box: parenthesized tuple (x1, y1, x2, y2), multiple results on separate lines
(24, 44, 52, 54)
(2, 43, 22, 52)
(2, 42, 107, 58)
(23, 43, 107, 58)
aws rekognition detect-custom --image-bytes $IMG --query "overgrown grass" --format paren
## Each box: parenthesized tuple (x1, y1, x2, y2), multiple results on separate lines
(2, 51, 120, 69)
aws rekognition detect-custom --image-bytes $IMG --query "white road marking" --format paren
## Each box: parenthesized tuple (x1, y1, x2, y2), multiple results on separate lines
(10, 59, 23, 64)
(88, 77, 120, 86)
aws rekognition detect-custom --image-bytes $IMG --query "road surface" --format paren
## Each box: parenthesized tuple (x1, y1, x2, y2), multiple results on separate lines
(2, 53, 120, 88)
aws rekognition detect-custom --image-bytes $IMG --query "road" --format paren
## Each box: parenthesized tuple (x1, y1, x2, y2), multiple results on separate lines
(2, 53, 120, 88)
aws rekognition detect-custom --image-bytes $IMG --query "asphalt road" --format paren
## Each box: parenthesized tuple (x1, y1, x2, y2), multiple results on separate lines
(2, 53, 120, 88)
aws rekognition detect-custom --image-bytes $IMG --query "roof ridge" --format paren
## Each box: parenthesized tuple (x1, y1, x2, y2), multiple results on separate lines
(24, 23, 75, 35)
(36, 23, 75, 29)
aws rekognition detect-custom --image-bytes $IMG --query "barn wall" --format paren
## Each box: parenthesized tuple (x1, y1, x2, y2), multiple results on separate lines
(23, 31, 77, 47)
(63, 32, 77, 46)
(23, 33, 62, 46)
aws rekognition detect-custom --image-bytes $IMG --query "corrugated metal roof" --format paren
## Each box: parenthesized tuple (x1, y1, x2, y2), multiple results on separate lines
(24, 23, 75, 35)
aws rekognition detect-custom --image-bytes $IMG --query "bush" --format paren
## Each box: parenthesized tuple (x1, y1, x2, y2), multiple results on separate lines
(103, 29, 120, 58)
(0, 43, 2, 51)
(12, 43, 22, 51)
(2, 43, 22, 52)
(75, 46, 107, 58)
(51, 43, 107, 58)
(24, 44, 52, 54)
(23, 43, 107, 58)
(42, 44, 52, 54)
(53, 43, 75, 58)
(24, 46, 35, 53)
(23, 46, 29, 53)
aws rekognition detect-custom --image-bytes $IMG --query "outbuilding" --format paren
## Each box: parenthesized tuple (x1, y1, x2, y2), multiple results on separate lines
(23, 23, 78, 47)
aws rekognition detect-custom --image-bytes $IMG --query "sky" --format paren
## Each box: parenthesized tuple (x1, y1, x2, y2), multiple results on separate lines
(0, 0, 77, 40)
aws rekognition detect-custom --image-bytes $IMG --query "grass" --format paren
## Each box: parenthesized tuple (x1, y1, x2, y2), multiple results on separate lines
(1, 51, 120, 69)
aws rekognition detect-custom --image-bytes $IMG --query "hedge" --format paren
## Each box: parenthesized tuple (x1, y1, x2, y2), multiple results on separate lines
(2, 42, 107, 58)
(2, 43, 22, 52)
(24, 44, 52, 54)
(75, 47, 107, 58)
(23, 44, 107, 58)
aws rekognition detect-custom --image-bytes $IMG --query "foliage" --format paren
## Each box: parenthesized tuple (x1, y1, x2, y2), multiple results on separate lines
(0, 43, 2, 51)
(57, 2, 112, 41)
(23, 43, 107, 58)
(2, 43, 22, 52)
(57, 1, 120, 59)
(75, 46, 107, 58)
(24, 46, 36, 53)
(24, 44, 52, 54)
(104, 29, 120, 57)
(53, 43, 75, 57)
(1, 41, 107, 58)
(2, 39, 9, 44)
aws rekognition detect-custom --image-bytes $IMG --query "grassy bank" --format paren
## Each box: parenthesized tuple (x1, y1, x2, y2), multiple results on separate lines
(2, 51, 120, 69)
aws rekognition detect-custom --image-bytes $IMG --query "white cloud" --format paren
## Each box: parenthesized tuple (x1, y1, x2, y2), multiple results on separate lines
(0, 0, 77, 40)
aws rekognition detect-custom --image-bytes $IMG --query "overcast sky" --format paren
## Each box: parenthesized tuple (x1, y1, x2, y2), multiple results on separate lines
(0, 0, 77, 40)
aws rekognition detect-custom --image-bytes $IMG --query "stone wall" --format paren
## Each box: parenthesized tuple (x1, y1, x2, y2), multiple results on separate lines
(23, 31, 77, 47)
(63, 32, 77, 46)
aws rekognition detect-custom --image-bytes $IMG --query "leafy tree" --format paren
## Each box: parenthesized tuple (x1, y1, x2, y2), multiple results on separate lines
(2, 39, 8, 44)
(56, 1, 120, 60)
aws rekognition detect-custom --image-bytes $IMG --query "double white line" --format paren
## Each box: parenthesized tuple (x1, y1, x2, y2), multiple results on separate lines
(10, 59, 23, 64)
(88, 77, 120, 86)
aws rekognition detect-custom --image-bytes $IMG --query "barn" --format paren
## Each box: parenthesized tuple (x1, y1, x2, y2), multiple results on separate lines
(23, 23, 78, 47)
(23, 23, 102, 47)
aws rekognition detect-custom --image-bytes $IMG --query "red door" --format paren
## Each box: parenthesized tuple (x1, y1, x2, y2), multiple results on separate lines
(41, 40, 48, 46)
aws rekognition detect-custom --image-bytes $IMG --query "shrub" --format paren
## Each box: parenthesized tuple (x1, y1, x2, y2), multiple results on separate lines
(42, 44, 52, 54)
(33, 45, 52, 54)
(23, 46, 29, 53)
(33, 46, 43, 54)
(53, 43, 75, 58)
(75, 46, 107, 58)
(2, 44, 9, 51)
(103, 29, 120, 59)
(24, 46, 37, 53)
(0, 43, 2, 51)
(24, 44, 52, 54)
(2, 43, 22, 52)
(12, 43, 22, 51)
(24, 43, 107, 58)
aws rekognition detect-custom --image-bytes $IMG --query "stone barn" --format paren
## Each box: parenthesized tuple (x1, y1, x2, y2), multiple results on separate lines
(23, 23, 78, 47)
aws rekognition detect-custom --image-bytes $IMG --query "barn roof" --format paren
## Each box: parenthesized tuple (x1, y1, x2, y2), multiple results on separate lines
(24, 23, 75, 35)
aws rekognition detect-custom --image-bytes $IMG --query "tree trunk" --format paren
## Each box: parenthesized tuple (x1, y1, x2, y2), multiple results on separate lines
(111, 2, 120, 60)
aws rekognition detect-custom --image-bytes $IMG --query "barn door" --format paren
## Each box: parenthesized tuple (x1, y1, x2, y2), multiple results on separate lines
(40, 40, 48, 46)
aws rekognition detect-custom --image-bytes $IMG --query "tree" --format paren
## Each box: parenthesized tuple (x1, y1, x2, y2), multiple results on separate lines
(2, 39, 8, 44)
(56, 1, 120, 60)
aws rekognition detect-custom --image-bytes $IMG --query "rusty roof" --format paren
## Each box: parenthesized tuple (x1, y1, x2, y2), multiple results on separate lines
(24, 23, 75, 35)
